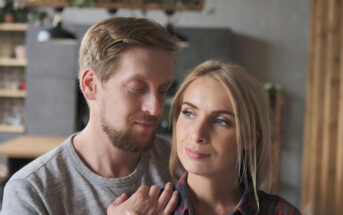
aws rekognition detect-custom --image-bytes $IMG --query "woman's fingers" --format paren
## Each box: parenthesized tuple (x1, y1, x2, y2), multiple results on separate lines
(113, 193, 128, 206)
(125, 210, 139, 215)
(157, 182, 173, 209)
(163, 191, 179, 215)
(108, 184, 179, 215)
(148, 185, 161, 201)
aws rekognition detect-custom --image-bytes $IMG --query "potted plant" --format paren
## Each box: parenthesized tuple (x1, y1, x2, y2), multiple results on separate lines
(0, 0, 30, 23)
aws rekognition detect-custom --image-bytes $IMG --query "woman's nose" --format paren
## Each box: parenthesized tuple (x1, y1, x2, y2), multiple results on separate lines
(191, 118, 209, 144)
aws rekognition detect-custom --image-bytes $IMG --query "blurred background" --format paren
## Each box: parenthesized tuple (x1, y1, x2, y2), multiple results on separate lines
(0, 0, 342, 214)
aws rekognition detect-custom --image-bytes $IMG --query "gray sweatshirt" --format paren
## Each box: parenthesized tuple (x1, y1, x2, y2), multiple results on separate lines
(1, 134, 172, 215)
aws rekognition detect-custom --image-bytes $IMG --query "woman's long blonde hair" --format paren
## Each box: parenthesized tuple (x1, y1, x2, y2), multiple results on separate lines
(169, 60, 272, 208)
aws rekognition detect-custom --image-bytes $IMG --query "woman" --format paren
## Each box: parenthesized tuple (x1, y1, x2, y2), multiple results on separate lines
(108, 60, 301, 215)
(169, 60, 301, 215)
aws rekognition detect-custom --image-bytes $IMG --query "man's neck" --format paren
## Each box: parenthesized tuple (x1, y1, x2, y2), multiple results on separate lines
(72, 123, 141, 178)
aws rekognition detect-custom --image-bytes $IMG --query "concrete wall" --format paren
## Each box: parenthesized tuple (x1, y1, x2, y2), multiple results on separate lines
(51, 0, 308, 208)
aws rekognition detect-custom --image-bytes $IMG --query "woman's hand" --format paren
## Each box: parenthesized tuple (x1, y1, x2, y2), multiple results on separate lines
(107, 182, 178, 215)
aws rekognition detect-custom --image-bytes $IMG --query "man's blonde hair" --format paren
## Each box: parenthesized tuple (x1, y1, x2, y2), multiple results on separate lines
(169, 60, 272, 208)
(79, 17, 179, 85)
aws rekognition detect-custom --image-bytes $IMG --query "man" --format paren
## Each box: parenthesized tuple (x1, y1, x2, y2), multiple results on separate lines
(1, 17, 179, 214)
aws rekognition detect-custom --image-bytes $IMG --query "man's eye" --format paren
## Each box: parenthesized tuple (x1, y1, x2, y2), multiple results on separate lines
(130, 87, 145, 92)
(159, 86, 171, 95)
(159, 90, 167, 95)
(182, 110, 194, 119)
(214, 118, 231, 127)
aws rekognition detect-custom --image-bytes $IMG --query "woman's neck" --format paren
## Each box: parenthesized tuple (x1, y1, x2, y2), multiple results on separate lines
(187, 173, 243, 215)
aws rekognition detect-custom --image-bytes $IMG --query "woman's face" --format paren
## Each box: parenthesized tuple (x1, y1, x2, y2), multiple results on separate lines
(176, 76, 238, 178)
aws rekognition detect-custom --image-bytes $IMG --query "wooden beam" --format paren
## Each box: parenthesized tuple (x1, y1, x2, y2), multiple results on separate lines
(334, 1, 343, 213)
(302, 0, 327, 213)
(302, 0, 343, 214)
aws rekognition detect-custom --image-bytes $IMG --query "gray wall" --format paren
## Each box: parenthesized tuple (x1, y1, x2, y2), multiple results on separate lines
(25, 25, 78, 136)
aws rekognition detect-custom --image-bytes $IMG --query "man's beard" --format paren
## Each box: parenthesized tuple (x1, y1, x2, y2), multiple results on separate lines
(100, 113, 157, 153)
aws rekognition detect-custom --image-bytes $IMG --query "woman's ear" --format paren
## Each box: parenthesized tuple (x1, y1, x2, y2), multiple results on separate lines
(81, 69, 97, 100)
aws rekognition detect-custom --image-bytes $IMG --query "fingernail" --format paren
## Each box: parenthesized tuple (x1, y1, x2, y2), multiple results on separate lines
(125, 210, 131, 215)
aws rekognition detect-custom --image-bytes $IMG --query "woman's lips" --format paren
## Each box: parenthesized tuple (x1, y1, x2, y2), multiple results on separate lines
(185, 148, 210, 159)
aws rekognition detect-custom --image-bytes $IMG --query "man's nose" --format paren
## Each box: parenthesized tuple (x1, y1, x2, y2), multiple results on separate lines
(142, 93, 163, 117)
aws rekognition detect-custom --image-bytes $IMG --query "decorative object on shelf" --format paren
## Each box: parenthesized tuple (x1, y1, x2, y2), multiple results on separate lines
(0, 36, 13, 57)
(2, 110, 24, 126)
(14, 44, 26, 59)
(27, 9, 49, 26)
(0, 0, 30, 23)
(19, 80, 25, 90)
(264, 82, 281, 110)
(37, 7, 76, 43)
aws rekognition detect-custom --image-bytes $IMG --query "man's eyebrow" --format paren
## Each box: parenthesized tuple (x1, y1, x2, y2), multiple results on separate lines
(161, 80, 173, 87)
(125, 74, 145, 81)
(182, 101, 235, 117)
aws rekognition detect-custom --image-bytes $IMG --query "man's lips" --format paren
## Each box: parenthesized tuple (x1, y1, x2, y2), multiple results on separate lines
(185, 148, 210, 159)
(134, 121, 156, 129)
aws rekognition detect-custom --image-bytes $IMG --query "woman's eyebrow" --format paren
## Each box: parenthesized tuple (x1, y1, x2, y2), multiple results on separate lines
(182, 101, 198, 109)
(213, 110, 235, 117)
(182, 102, 234, 117)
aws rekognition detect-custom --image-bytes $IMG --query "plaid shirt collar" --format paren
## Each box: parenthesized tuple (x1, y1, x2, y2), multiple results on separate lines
(173, 172, 258, 215)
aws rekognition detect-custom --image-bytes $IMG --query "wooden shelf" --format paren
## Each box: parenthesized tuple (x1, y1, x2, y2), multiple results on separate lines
(0, 89, 26, 98)
(21, 0, 205, 11)
(0, 23, 27, 32)
(0, 58, 27, 67)
(0, 135, 65, 158)
(0, 124, 25, 133)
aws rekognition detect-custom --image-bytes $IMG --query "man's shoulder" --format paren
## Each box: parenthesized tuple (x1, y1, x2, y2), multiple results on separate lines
(150, 135, 172, 156)
(155, 135, 171, 144)
(9, 136, 71, 182)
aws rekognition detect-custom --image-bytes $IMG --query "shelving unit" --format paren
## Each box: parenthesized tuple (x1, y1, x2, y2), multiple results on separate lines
(0, 124, 25, 133)
(0, 23, 27, 31)
(0, 23, 27, 133)
(0, 58, 27, 67)
(0, 89, 26, 98)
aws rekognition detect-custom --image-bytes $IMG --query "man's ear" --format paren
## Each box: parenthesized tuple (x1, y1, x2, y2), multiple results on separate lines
(80, 69, 97, 100)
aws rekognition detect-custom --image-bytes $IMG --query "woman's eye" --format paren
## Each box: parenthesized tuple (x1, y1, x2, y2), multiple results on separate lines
(182, 110, 194, 119)
(215, 118, 231, 127)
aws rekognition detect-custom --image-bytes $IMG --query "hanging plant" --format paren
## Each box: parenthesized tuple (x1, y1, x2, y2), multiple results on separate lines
(74, 0, 95, 7)
(0, 0, 31, 23)
(65, 0, 203, 8)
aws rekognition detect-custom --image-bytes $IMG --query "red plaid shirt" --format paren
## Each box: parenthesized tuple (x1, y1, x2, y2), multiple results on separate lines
(173, 172, 301, 215)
